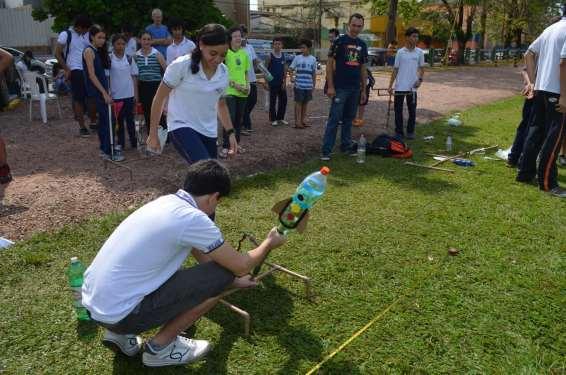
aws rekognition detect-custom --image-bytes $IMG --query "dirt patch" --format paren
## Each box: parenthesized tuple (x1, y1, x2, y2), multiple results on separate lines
(0, 65, 522, 241)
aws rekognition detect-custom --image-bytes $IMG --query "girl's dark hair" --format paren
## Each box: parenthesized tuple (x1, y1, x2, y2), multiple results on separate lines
(88, 24, 110, 69)
(140, 31, 152, 39)
(111, 33, 127, 45)
(190, 24, 228, 74)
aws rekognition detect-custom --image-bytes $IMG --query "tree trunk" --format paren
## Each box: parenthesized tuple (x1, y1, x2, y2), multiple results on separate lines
(386, 0, 399, 45)
(479, 0, 487, 49)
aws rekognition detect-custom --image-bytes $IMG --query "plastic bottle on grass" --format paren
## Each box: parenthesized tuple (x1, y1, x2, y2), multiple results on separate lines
(357, 134, 366, 164)
(446, 135, 453, 152)
(453, 158, 475, 167)
(278, 167, 330, 234)
(68, 257, 90, 321)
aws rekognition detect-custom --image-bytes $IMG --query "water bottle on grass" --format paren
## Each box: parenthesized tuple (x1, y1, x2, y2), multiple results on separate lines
(68, 257, 90, 321)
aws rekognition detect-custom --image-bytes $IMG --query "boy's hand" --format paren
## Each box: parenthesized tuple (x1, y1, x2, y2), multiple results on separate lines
(265, 227, 286, 250)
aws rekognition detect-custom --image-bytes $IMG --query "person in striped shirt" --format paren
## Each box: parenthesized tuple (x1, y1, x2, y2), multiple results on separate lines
(289, 39, 317, 129)
(135, 31, 167, 131)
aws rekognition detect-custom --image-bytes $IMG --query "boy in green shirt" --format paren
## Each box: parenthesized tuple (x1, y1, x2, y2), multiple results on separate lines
(221, 27, 250, 158)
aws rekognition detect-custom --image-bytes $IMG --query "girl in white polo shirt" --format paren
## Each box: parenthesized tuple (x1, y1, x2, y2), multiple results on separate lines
(110, 34, 139, 154)
(147, 24, 237, 163)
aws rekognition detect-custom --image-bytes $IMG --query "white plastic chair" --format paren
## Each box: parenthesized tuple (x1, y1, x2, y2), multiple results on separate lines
(21, 71, 62, 124)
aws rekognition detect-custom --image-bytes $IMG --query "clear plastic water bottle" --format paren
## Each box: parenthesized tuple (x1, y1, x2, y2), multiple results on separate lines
(446, 135, 453, 152)
(357, 134, 366, 164)
(257, 62, 274, 82)
(68, 257, 90, 321)
(278, 167, 330, 234)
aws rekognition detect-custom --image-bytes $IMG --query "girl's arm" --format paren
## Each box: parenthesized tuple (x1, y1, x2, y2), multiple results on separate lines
(218, 98, 237, 155)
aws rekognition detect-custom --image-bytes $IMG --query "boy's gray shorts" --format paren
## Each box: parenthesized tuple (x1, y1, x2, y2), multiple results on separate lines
(93, 262, 235, 334)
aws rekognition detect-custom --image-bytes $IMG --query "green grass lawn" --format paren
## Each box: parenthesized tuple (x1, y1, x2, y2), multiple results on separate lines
(1, 96, 565, 374)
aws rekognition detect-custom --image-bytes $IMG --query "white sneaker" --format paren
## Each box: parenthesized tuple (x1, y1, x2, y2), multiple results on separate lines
(271, 120, 279, 127)
(142, 336, 212, 367)
(102, 329, 142, 357)
(280, 120, 289, 126)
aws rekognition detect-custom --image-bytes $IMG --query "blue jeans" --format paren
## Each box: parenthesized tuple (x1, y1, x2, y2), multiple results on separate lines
(169, 126, 217, 164)
(322, 88, 359, 156)
(94, 96, 112, 155)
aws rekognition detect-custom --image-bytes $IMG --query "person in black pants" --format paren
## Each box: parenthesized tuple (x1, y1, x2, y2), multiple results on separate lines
(387, 27, 425, 140)
(266, 37, 288, 126)
(507, 68, 535, 167)
(240, 25, 259, 135)
(516, 9, 566, 198)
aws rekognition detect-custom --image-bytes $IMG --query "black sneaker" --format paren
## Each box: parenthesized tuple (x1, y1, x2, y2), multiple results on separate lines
(549, 186, 566, 198)
(89, 122, 98, 131)
(515, 175, 536, 185)
(79, 127, 90, 137)
(406, 133, 416, 140)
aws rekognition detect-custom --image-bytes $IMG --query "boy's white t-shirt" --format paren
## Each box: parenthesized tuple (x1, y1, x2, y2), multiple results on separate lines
(109, 53, 138, 100)
(163, 55, 229, 138)
(82, 190, 225, 324)
(166, 37, 196, 65)
(393, 47, 425, 92)
(56, 28, 90, 71)
(528, 18, 566, 94)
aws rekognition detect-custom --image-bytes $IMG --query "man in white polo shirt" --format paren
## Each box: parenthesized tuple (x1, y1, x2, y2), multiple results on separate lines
(387, 26, 425, 140)
(54, 15, 96, 137)
(516, 5, 566, 198)
(82, 160, 285, 367)
(166, 18, 196, 66)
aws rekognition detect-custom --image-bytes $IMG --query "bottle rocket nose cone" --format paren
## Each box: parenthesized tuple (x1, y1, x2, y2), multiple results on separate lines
(320, 166, 330, 175)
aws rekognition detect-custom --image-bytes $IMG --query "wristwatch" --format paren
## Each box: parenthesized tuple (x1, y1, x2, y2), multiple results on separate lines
(226, 128, 235, 136)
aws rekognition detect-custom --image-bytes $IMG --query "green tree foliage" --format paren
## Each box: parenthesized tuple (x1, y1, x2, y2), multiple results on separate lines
(32, 0, 232, 34)
(367, 0, 423, 21)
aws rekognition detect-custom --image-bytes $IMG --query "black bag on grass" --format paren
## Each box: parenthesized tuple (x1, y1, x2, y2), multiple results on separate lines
(367, 134, 413, 158)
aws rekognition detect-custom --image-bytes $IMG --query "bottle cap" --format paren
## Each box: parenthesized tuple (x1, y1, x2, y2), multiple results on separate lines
(70, 257, 78, 263)
(320, 166, 330, 175)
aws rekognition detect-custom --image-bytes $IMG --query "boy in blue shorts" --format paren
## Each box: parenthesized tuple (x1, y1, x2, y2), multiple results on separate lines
(289, 39, 317, 129)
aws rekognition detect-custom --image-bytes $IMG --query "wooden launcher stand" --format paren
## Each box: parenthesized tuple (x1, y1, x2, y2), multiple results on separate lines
(217, 233, 314, 336)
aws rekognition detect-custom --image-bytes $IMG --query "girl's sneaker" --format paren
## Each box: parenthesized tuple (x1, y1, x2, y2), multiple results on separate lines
(219, 148, 229, 159)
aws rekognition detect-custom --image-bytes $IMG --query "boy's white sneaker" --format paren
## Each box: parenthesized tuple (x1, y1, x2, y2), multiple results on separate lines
(102, 329, 142, 357)
(142, 336, 212, 367)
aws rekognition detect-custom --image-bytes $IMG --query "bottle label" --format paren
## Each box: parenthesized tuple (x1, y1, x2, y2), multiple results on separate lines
(71, 286, 83, 308)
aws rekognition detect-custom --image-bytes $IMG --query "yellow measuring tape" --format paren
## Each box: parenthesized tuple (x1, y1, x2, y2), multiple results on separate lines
(305, 256, 449, 374)
(304, 294, 405, 375)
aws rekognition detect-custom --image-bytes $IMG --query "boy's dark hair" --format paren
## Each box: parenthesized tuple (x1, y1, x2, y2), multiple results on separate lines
(74, 15, 92, 29)
(349, 13, 364, 24)
(272, 36, 284, 43)
(328, 28, 340, 37)
(183, 160, 231, 198)
(169, 17, 185, 31)
(299, 39, 312, 49)
(405, 27, 419, 37)
(240, 24, 248, 35)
